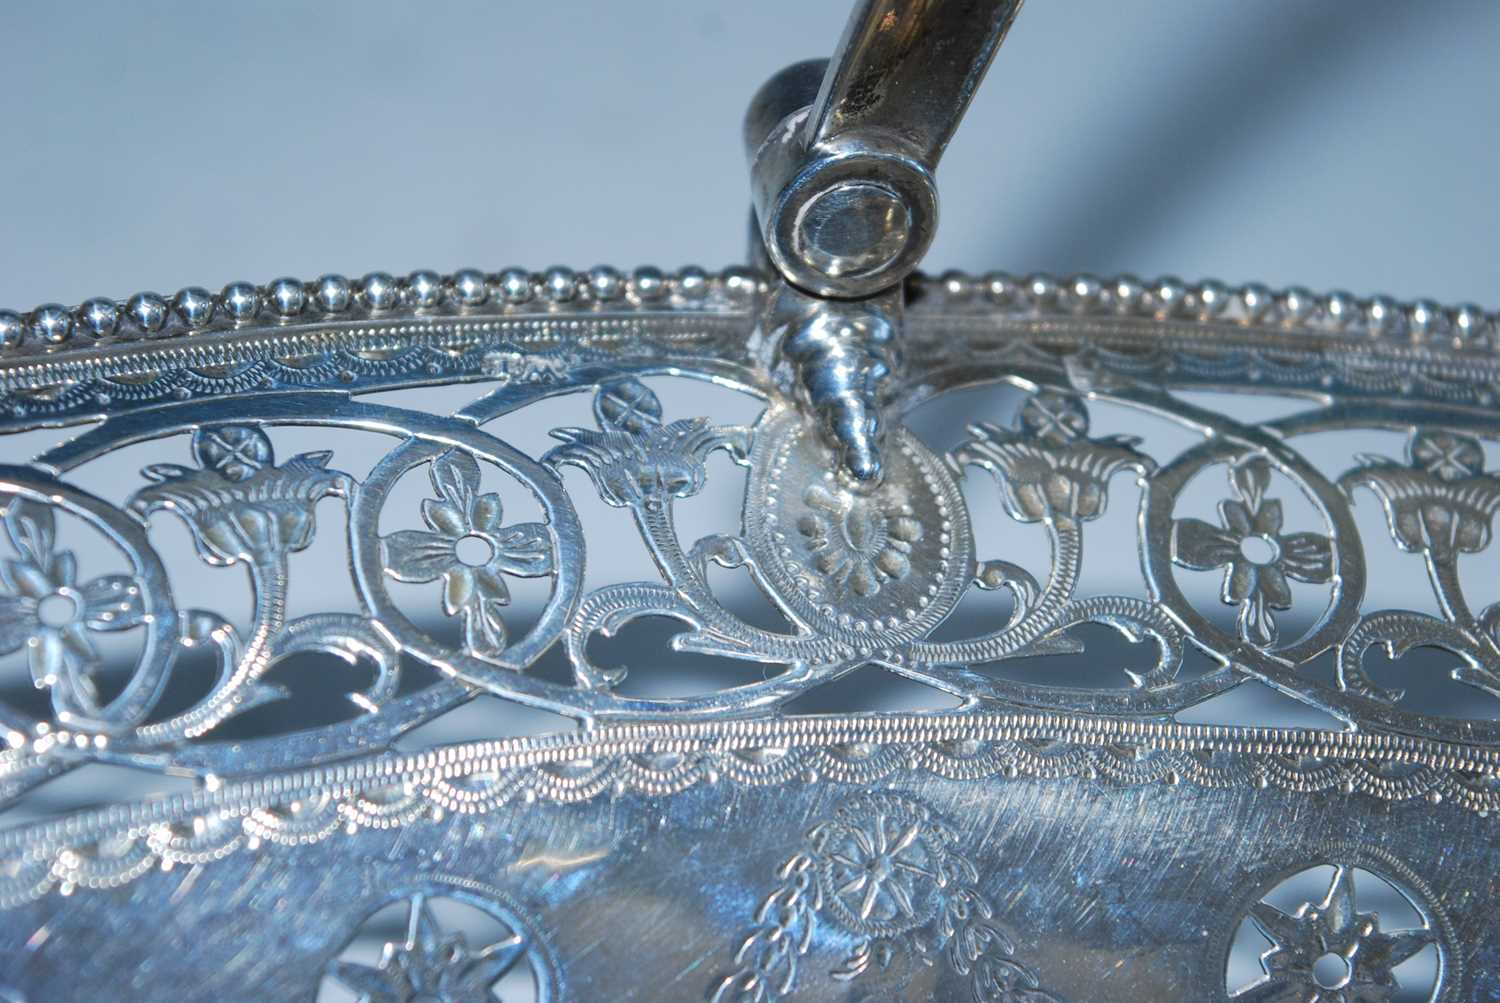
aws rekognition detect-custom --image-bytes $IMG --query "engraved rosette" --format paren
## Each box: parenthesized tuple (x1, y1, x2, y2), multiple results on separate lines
(745, 409, 974, 649)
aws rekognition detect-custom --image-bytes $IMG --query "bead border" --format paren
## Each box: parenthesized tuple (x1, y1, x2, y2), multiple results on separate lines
(1, 268, 1493, 357)
(0, 266, 765, 354)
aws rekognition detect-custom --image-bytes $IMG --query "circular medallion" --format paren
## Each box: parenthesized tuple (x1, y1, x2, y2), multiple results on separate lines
(745, 409, 973, 648)
(816, 793, 947, 938)
(322, 882, 559, 1003)
(1141, 438, 1363, 665)
(0, 466, 178, 735)
(1215, 845, 1456, 1003)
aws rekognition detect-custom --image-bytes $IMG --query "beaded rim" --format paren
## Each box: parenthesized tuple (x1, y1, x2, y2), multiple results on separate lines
(0, 266, 766, 355)
(915, 270, 1496, 351)
(0, 267, 1493, 356)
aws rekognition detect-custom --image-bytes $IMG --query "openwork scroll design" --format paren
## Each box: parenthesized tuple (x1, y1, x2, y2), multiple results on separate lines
(130, 425, 357, 739)
(1338, 428, 1500, 703)
(4, 362, 1500, 807)
(711, 792, 1064, 1003)
(550, 378, 1182, 708)
(0, 270, 1497, 999)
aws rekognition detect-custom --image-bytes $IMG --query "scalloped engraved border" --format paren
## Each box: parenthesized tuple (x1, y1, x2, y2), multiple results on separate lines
(4, 712, 1499, 906)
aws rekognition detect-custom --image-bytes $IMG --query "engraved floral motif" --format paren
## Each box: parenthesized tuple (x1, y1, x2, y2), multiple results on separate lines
(819, 798, 939, 934)
(0, 497, 146, 721)
(545, 377, 747, 509)
(325, 891, 545, 1003)
(1172, 457, 1333, 647)
(132, 425, 351, 568)
(1335, 428, 1500, 702)
(383, 449, 553, 660)
(1232, 865, 1436, 1003)
(797, 484, 923, 598)
(129, 424, 353, 738)
(1341, 428, 1500, 563)
(952, 390, 1153, 524)
(714, 793, 1062, 1003)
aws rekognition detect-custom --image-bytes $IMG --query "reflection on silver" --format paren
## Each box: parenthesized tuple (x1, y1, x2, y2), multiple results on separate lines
(714, 792, 1062, 1003)
(4, 267, 1500, 1000)
(324, 886, 556, 1003)
(2, 0, 1499, 1000)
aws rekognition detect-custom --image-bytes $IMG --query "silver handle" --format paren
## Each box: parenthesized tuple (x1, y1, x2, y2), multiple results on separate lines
(746, 0, 1025, 299)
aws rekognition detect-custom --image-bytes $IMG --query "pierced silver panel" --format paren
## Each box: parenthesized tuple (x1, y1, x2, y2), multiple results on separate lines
(1, 269, 1497, 1001)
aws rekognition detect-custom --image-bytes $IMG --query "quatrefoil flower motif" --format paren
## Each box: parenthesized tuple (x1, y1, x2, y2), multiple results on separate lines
(0, 497, 146, 721)
(1172, 457, 1333, 648)
(797, 484, 923, 597)
(383, 449, 553, 660)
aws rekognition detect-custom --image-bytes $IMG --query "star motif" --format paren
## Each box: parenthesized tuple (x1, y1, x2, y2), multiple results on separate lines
(1233, 866, 1435, 1003)
(327, 893, 534, 1003)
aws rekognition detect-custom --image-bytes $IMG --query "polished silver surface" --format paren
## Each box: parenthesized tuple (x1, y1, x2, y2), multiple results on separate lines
(746, 1, 1025, 484)
(747, 0, 1025, 300)
(6, 750, 1494, 1001)
(1, 268, 1497, 1000)
(2, 1, 1499, 1000)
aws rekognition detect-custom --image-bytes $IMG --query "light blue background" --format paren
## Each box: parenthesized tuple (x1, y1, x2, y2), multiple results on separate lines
(2, 1, 1497, 305)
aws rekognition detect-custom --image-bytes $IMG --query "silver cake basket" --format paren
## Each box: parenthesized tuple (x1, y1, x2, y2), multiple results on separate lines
(1, 3, 1496, 1000)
